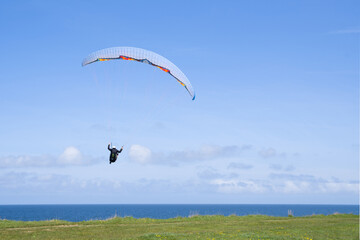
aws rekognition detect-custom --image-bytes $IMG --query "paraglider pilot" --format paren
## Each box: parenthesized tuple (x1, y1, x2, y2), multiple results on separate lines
(108, 143, 123, 164)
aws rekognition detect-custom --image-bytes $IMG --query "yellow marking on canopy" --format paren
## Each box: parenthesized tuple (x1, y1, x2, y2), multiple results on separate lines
(177, 80, 185, 86)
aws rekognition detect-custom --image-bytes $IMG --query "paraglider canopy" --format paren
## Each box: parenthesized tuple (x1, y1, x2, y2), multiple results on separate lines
(82, 47, 195, 100)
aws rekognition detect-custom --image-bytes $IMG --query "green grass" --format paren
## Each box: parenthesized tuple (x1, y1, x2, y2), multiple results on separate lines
(0, 214, 358, 239)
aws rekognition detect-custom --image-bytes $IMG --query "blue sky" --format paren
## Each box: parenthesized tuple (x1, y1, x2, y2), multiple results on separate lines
(0, 0, 358, 204)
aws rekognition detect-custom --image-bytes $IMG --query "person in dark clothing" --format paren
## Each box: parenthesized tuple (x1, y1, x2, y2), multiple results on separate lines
(108, 144, 123, 164)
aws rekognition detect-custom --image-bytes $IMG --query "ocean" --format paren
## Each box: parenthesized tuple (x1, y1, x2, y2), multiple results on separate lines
(0, 204, 358, 222)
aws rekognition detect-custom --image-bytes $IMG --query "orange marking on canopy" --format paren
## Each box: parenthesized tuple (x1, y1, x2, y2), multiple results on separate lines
(157, 66, 170, 73)
(119, 56, 135, 61)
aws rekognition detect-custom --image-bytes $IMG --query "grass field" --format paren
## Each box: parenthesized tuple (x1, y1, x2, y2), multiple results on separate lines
(0, 214, 358, 239)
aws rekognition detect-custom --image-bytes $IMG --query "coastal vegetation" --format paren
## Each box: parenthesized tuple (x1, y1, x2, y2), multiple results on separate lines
(0, 214, 358, 239)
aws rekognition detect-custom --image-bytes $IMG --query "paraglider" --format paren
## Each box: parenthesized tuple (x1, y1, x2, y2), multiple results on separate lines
(82, 47, 195, 164)
(108, 144, 123, 164)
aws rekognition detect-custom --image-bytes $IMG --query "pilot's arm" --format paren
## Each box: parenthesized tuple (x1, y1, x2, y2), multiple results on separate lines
(117, 146, 123, 154)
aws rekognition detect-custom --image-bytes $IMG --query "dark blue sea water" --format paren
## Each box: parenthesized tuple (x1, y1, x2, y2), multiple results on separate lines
(0, 204, 358, 222)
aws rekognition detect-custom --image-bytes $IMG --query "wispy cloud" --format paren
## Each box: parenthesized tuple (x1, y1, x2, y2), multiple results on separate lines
(258, 148, 277, 158)
(269, 164, 295, 171)
(269, 173, 319, 182)
(211, 179, 269, 193)
(197, 167, 225, 179)
(0, 169, 358, 204)
(208, 172, 359, 194)
(329, 27, 360, 34)
(227, 162, 253, 170)
(0, 171, 194, 197)
(258, 147, 287, 159)
(89, 124, 116, 132)
(0, 171, 72, 190)
(0, 147, 100, 168)
(129, 144, 252, 165)
(197, 167, 239, 180)
(269, 173, 358, 193)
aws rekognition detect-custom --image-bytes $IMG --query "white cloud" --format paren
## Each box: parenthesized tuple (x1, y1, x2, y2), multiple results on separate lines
(58, 147, 82, 165)
(281, 181, 305, 193)
(129, 145, 152, 164)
